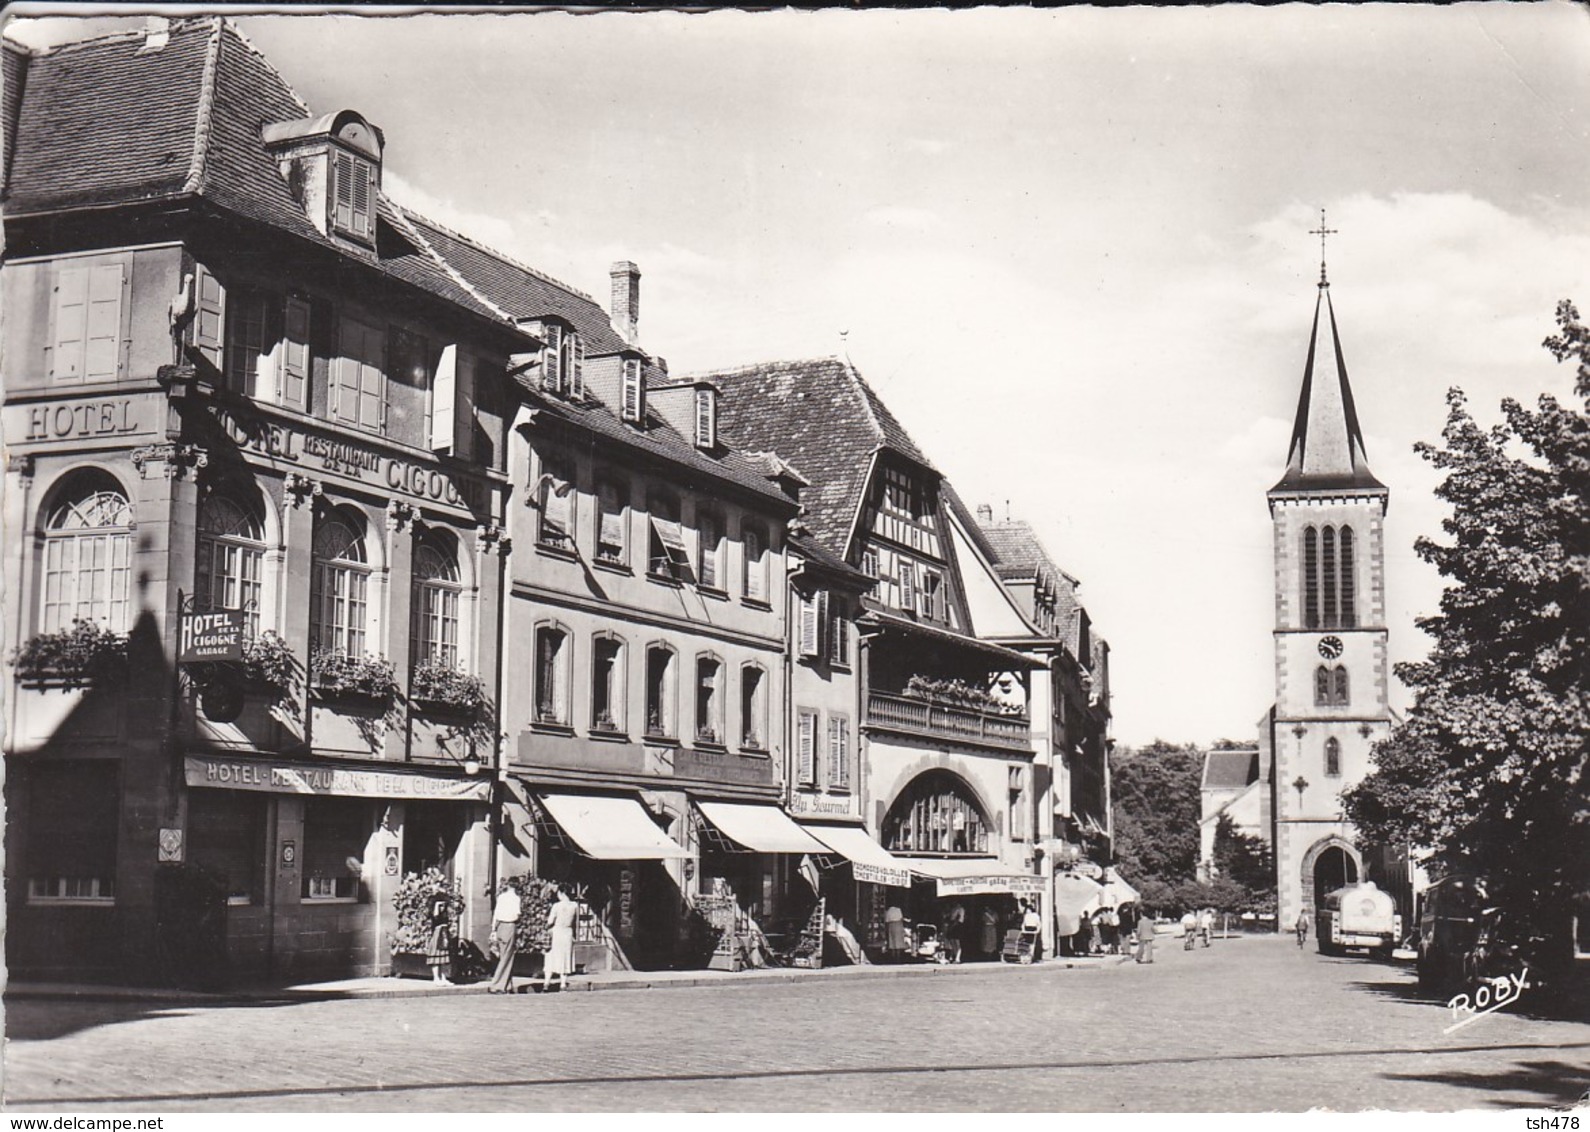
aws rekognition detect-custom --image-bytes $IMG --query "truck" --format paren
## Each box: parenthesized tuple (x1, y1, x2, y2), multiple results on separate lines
(1316, 880, 1401, 957)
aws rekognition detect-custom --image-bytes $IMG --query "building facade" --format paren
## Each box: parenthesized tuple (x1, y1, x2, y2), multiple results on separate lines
(1258, 271, 1397, 928)
(2, 20, 523, 981)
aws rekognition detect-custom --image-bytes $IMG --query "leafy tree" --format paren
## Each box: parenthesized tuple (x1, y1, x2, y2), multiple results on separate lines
(1344, 300, 1589, 983)
(1111, 740, 1203, 886)
(1213, 812, 1275, 898)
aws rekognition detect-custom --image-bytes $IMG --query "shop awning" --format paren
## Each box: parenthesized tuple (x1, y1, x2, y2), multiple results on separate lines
(903, 857, 1045, 898)
(800, 824, 913, 888)
(1100, 872, 1140, 907)
(537, 792, 689, 859)
(696, 801, 829, 854)
(1055, 873, 1105, 936)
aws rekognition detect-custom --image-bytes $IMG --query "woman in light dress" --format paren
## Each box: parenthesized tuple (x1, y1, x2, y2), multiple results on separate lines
(545, 887, 579, 991)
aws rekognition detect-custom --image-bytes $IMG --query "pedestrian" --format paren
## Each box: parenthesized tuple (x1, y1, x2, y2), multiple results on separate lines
(1021, 900, 1042, 962)
(884, 903, 908, 962)
(980, 903, 1000, 957)
(1135, 913, 1156, 963)
(1078, 910, 1094, 956)
(1295, 909, 1310, 949)
(1099, 905, 1119, 954)
(426, 887, 454, 985)
(943, 902, 966, 964)
(1181, 909, 1198, 950)
(486, 880, 522, 994)
(1199, 907, 1214, 948)
(545, 886, 579, 991)
(1118, 901, 1139, 950)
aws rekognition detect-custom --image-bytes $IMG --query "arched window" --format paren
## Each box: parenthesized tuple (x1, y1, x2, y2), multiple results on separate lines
(1324, 737, 1342, 777)
(412, 534, 461, 669)
(1333, 666, 1349, 707)
(591, 635, 625, 733)
(740, 665, 766, 750)
(698, 509, 724, 590)
(1302, 526, 1320, 630)
(311, 510, 371, 655)
(196, 492, 266, 637)
(645, 645, 677, 738)
(41, 473, 132, 633)
(1322, 526, 1338, 629)
(695, 655, 723, 745)
(1314, 665, 1332, 707)
(533, 624, 570, 726)
(882, 771, 991, 856)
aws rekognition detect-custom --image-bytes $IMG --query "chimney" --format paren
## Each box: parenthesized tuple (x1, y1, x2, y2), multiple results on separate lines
(610, 261, 640, 344)
(976, 503, 993, 523)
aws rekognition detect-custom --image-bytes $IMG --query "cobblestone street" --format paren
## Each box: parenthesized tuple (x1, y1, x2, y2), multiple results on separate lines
(4, 937, 1586, 1112)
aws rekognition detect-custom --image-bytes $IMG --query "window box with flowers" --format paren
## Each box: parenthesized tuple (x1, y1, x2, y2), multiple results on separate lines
(310, 648, 398, 706)
(410, 661, 491, 719)
(903, 674, 1016, 714)
(10, 619, 127, 689)
(239, 632, 297, 700)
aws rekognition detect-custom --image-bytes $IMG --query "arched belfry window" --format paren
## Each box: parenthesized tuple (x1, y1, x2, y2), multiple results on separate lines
(883, 771, 990, 856)
(1302, 523, 1357, 629)
(40, 473, 133, 634)
(1315, 666, 1332, 707)
(1325, 737, 1342, 777)
(196, 492, 266, 637)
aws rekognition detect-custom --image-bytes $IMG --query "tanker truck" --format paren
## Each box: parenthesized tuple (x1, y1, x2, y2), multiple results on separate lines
(1316, 880, 1402, 957)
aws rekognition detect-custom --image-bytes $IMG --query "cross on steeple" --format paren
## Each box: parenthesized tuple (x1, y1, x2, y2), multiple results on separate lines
(1309, 208, 1338, 288)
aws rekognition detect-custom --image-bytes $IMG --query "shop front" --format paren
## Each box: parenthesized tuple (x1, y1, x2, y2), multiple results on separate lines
(520, 787, 691, 972)
(796, 821, 913, 956)
(692, 799, 832, 964)
(180, 753, 492, 981)
(899, 858, 1046, 962)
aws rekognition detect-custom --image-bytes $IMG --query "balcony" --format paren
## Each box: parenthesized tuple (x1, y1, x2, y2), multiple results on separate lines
(865, 691, 1032, 753)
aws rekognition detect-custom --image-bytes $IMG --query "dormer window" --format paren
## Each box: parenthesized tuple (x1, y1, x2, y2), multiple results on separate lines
(329, 147, 376, 243)
(622, 358, 645, 423)
(539, 324, 584, 398)
(694, 387, 716, 449)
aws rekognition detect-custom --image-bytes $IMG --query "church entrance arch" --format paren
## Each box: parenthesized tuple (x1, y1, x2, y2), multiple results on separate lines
(1301, 836, 1361, 915)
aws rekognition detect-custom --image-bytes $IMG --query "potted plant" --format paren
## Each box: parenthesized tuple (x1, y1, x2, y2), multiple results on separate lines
(239, 632, 296, 699)
(389, 868, 465, 980)
(410, 660, 490, 718)
(310, 648, 398, 705)
(10, 619, 127, 688)
(490, 874, 561, 976)
(592, 709, 620, 733)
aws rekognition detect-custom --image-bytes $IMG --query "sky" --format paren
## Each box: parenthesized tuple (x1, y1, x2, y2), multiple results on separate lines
(8, 3, 1589, 748)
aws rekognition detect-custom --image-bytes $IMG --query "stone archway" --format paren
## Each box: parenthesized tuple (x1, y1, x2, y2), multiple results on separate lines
(1300, 836, 1361, 915)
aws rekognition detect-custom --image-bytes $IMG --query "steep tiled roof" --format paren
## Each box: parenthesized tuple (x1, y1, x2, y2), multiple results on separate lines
(697, 357, 938, 558)
(513, 376, 798, 509)
(1203, 748, 1260, 791)
(404, 215, 632, 357)
(3, 18, 514, 331)
(789, 530, 873, 587)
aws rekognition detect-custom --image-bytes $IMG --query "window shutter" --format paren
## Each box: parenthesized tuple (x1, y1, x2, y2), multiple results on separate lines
(332, 151, 355, 232)
(834, 721, 850, 788)
(816, 590, 830, 658)
(799, 593, 819, 657)
(84, 264, 125, 381)
(51, 265, 90, 381)
(797, 713, 815, 785)
(542, 324, 562, 393)
(430, 344, 458, 452)
(827, 719, 842, 788)
(356, 157, 375, 239)
(455, 351, 476, 461)
(568, 333, 585, 399)
(899, 562, 916, 609)
(695, 388, 714, 448)
(358, 323, 386, 432)
(622, 359, 642, 421)
(830, 599, 848, 666)
(191, 263, 227, 371)
(282, 296, 311, 409)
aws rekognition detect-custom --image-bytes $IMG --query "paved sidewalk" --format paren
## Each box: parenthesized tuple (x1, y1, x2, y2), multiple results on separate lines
(4, 948, 1139, 1004)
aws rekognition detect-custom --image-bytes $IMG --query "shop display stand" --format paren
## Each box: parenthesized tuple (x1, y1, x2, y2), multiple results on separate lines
(788, 899, 826, 969)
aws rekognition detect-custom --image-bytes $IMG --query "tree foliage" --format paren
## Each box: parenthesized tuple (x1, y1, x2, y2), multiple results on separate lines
(1344, 300, 1589, 973)
(1110, 740, 1203, 887)
(1213, 812, 1275, 901)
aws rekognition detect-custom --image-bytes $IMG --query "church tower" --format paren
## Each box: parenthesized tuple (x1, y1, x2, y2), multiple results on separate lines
(1260, 222, 1395, 929)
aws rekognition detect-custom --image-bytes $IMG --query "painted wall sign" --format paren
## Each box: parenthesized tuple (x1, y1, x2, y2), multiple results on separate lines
(179, 609, 244, 662)
(208, 404, 487, 513)
(158, 828, 184, 863)
(852, 861, 912, 888)
(185, 756, 491, 802)
(788, 791, 857, 817)
(7, 397, 148, 444)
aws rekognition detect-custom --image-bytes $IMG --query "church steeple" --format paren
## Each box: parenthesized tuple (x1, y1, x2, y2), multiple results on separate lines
(1271, 255, 1385, 494)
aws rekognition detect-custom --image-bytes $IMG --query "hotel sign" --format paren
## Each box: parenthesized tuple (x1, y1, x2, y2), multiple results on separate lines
(179, 609, 244, 662)
(185, 756, 490, 802)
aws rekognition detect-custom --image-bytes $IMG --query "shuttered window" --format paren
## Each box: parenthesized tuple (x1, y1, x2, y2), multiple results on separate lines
(743, 525, 767, 602)
(797, 711, 817, 785)
(330, 149, 376, 242)
(52, 263, 124, 383)
(596, 480, 628, 565)
(225, 291, 269, 398)
(828, 717, 850, 789)
(621, 358, 643, 422)
(568, 333, 585, 399)
(542, 323, 563, 393)
(281, 296, 311, 409)
(333, 317, 386, 433)
(694, 388, 715, 448)
(799, 592, 820, 657)
(192, 264, 226, 370)
(829, 597, 850, 667)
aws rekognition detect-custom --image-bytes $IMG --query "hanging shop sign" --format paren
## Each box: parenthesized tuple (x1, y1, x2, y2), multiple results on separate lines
(1070, 860, 1105, 880)
(935, 874, 1047, 898)
(179, 609, 245, 662)
(185, 756, 490, 802)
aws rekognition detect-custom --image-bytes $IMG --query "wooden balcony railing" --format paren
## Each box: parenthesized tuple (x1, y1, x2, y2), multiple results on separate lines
(865, 691, 1032, 751)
